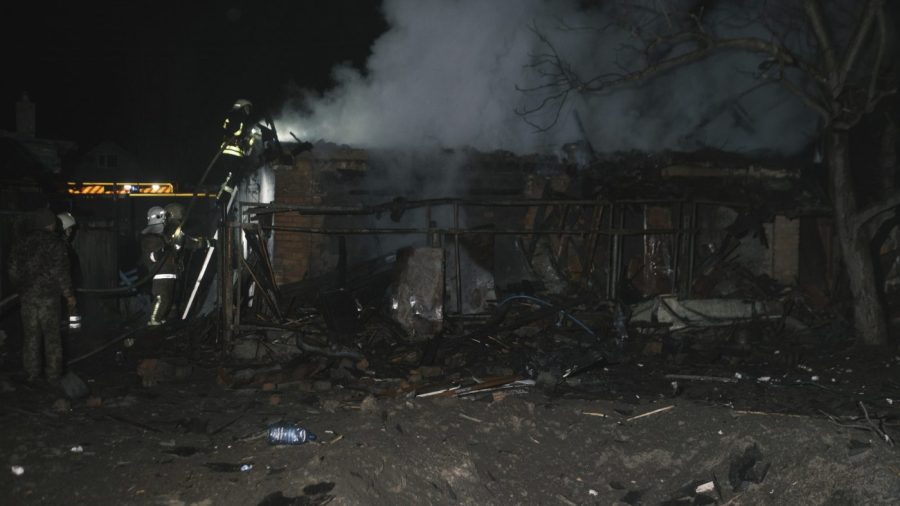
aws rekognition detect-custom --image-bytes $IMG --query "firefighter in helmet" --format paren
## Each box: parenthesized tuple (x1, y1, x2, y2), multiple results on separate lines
(57, 212, 77, 242)
(164, 202, 209, 265)
(164, 203, 209, 321)
(140, 206, 178, 326)
(219, 98, 302, 171)
(57, 212, 81, 279)
(56, 212, 83, 325)
(220, 99, 261, 180)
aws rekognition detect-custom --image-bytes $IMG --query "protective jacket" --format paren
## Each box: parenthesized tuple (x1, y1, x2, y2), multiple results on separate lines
(141, 230, 177, 278)
(165, 222, 206, 260)
(221, 107, 259, 158)
(10, 228, 72, 379)
(141, 228, 180, 325)
(9, 230, 73, 300)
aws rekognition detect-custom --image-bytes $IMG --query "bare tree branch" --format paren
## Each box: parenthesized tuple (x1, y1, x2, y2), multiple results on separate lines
(772, 74, 832, 121)
(803, 0, 837, 82)
(515, 89, 570, 132)
(577, 36, 815, 92)
(867, 5, 888, 108)
(689, 79, 773, 132)
(838, 0, 883, 94)
(835, 87, 898, 130)
(517, 1, 893, 134)
(852, 190, 900, 231)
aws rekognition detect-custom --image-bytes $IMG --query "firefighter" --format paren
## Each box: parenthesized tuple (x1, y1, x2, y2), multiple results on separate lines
(140, 206, 177, 326)
(219, 99, 260, 181)
(56, 213, 81, 278)
(219, 98, 310, 179)
(56, 212, 83, 330)
(8, 209, 76, 382)
(163, 203, 208, 250)
(57, 212, 77, 242)
(158, 203, 207, 322)
(165, 203, 210, 289)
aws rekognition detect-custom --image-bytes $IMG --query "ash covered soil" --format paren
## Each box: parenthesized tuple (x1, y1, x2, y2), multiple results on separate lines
(1, 329, 900, 505)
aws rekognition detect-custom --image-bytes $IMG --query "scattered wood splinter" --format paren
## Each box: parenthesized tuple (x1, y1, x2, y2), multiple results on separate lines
(626, 405, 675, 422)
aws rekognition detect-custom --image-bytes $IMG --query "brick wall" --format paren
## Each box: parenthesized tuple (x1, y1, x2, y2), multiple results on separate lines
(267, 147, 371, 285)
(272, 159, 325, 284)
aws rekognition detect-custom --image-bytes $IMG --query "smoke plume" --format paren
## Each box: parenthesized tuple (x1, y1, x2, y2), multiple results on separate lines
(277, 0, 818, 156)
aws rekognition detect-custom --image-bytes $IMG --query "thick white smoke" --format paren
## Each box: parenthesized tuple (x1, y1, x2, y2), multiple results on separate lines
(277, 0, 818, 156)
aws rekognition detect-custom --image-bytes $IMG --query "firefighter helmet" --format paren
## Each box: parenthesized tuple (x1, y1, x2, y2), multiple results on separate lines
(233, 99, 252, 112)
(164, 203, 185, 224)
(57, 212, 76, 231)
(147, 206, 167, 226)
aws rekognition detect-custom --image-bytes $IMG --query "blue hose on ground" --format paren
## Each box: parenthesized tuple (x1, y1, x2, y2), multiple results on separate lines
(497, 294, 596, 338)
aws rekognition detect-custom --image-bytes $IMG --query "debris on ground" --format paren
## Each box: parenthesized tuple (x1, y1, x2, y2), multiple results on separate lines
(3, 190, 900, 503)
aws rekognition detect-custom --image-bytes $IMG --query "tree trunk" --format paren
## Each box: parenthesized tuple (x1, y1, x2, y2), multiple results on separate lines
(879, 120, 897, 196)
(828, 129, 889, 345)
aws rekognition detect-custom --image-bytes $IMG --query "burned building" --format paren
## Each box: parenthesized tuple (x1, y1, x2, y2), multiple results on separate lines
(4, 1, 900, 504)
(225, 144, 832, 342)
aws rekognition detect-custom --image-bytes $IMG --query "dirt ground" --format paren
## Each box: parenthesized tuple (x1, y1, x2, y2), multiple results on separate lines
(1, 324, 900, 505)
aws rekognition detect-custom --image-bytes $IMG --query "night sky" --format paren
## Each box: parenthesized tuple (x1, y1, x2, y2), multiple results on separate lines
(3, 1, 386, 182)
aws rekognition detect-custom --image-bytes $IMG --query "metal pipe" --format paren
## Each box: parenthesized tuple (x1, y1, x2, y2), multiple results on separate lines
(555, 204, 571, 261)
(222, 204, 234, 347)
(687, 202, 698, 296)
(606, 204, 616, 299)
(584, 203, 605, 285)
(454, 202, 462, 315)
(242, 197, 739, 217)
(612, 206, 626, 299)
(425, 204, 432, 245)
(236, 201, 243, 327)
(114, 190, 120, 295)
(259, 225, 709, 236)
(234, 231, 242, 333)
(671, 202, 682, 295)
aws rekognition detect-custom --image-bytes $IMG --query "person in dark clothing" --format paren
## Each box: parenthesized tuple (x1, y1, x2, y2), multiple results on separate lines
(162, 202, 210, 317)
(218, 98, 310, 187)
(164, 203, 208, 254)
(57, 212, 83, 330)
(140, 206, 176, 326)
(8, 209, 76, 381)
(219, 99, 259, 184)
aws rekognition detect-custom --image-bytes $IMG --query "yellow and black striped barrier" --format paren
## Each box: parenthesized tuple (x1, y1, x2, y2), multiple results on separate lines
(67, 182, 211, 198)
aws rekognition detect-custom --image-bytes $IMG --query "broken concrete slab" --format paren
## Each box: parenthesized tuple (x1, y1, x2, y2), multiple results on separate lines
(631, 295, 782, 330)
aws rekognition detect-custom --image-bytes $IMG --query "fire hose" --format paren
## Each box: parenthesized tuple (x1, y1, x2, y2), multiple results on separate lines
(0, 294, 18, 314)
(66, 326, 141, 366)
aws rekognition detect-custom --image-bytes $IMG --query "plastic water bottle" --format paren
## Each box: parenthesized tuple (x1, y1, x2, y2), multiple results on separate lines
(267, 423, 317, 445)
